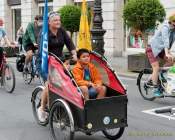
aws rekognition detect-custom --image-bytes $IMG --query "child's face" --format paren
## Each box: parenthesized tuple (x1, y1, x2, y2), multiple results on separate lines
(79, 53, 90, 64)
(63, 60, 70, 70)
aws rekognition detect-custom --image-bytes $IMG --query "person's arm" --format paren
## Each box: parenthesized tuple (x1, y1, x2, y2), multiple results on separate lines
(26, 22, 37, 45)
(162, 26, 171, 55)
(1, 29, 15, 48)
(62, 28, 77, 60)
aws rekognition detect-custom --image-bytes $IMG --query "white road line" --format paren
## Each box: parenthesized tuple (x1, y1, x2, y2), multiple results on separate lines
(142, 106, 175, 120)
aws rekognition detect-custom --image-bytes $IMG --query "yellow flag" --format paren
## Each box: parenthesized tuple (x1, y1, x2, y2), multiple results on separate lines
(77, 0, 92, 50)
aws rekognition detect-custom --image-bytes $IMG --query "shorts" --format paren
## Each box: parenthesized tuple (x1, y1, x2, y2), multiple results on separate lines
(24, 43, 37, 52)
(146, 46, 165, 64)
(88, 87, 97, 99)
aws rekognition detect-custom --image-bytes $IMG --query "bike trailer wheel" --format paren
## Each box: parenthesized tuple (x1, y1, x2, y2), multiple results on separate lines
(102, 127, 125, 140)
(49, 100, 74, 140)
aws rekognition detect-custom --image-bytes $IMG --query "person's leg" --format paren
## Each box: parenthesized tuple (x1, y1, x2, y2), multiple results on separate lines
(38, 82, 49, 122)
(24, 50, 33, 67)
(151, 61, 160, 85)
(79, 86, 89, 101)
(24, 44, 34, 71)
(40, 82, 48, 111)
(96, 85, 106, 99)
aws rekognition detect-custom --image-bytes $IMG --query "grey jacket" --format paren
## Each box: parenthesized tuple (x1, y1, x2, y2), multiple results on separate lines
(149, 20, 175, 57)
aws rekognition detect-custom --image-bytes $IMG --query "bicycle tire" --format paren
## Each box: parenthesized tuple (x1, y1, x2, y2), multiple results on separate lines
(137, 69, 156, 101)
(3, 64, 16, 93)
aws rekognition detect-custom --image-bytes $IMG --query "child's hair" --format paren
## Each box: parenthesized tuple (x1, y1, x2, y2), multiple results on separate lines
(77, 49, 90, 59)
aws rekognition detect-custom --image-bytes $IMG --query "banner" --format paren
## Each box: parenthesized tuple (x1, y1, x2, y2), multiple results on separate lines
(40, 0, 48, 80)
(77, 0, 92, 50)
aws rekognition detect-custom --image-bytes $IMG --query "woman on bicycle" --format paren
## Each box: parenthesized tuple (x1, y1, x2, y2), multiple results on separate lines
(146, 14, 175, 97)
(37, 11, 77, 122)
(0, 18, 16, 75)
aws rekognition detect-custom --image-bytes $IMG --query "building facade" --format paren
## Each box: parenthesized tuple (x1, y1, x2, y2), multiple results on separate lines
(0, 0, 125, 57)
(1, 0, 174, 57)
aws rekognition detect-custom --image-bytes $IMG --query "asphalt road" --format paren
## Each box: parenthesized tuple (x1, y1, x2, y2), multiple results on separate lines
(0, 62, 175, 140)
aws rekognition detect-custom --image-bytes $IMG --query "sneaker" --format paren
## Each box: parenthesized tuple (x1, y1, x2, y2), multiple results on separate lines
(153, 88, 163, 97)
(37, 107, 48, 122)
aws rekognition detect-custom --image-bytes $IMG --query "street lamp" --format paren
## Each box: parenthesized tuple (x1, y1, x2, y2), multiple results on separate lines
(91, 0, 106, 56)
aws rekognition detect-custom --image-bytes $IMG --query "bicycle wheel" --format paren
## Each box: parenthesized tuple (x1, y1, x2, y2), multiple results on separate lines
(49, 100, 74, 140)
(102, 127, 125, 140)
(23, 62, 33, 84)
(137, 69, 156, 101)
(3, 64, 16, 93)
(31, 86, 49, 126)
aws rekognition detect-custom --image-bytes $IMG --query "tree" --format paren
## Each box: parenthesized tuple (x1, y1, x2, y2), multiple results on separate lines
(123, 0, 166, 47)
(59, 5, 81, 38)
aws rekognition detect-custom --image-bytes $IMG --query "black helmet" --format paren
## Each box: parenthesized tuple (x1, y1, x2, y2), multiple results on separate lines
(16, 54, 25, 72)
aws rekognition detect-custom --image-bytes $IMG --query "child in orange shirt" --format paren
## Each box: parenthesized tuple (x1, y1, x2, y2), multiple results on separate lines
(72, 49, 106, 100)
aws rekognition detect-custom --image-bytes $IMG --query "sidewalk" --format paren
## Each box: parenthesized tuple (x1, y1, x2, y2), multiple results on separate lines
(105, 56, 138, 78)
(7, 56, 138, 78)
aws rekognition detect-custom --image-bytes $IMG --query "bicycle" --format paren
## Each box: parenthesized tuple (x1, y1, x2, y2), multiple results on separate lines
(0, 48, 16, 93)
(137, 67, 175, 101)
(22, 50, 44, 85)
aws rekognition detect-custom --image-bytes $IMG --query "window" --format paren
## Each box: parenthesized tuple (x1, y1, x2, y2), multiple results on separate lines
(38, 2, 53, 15)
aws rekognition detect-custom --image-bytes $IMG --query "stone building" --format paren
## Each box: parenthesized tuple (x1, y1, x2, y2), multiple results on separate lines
(0, 0, 174, 56)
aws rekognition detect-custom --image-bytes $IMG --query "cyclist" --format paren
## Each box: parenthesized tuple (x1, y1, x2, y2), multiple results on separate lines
(0, 18, 16, 75)
(23, 15, 43, 73)
(37, 11, 77, 122)
(146, 14, 175, 97)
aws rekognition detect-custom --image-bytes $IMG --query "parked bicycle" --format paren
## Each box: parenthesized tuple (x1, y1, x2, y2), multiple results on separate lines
(0, 48, 16, 93)
(137, 67, 175, 101)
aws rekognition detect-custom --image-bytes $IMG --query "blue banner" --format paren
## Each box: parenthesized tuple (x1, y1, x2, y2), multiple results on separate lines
(40, 0, 48, 80)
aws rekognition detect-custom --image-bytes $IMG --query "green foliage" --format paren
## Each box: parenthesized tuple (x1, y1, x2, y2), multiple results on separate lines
(123, 0, 166, 32)
(59, 5, 81, 34)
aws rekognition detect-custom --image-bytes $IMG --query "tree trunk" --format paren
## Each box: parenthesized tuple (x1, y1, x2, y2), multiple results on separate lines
(143, 32, 148, 49)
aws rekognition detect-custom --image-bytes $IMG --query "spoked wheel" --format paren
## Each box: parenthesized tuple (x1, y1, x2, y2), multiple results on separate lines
(31, 86, 49, 126)
(49, 100, 74, 140)
(3, 64, 16, 93)
(23, 62, 33, 84)
(102, 127, 125, 140)
(137, 69, 156, 101)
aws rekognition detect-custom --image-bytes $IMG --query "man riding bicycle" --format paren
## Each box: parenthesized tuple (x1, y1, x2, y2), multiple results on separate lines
(146, 14, 175, 97)
(0, 18, 16, 75)
(23, 15, 43, 73)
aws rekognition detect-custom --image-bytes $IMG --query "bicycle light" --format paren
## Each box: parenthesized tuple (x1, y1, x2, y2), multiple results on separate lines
(103, 116, 110, 125)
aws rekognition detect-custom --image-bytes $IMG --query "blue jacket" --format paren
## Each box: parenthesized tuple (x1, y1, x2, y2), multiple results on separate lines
(149, 20, 175, 57)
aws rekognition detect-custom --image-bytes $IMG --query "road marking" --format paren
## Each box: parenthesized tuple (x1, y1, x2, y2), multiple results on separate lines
(142, 106, 175, 120)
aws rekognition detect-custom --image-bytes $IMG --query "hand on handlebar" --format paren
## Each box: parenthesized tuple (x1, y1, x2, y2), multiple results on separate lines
(166, 53, 174, 62)
(10, 42, 18, 48)
(34, 43, 38, 48)
(72, 54, 77, 61)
